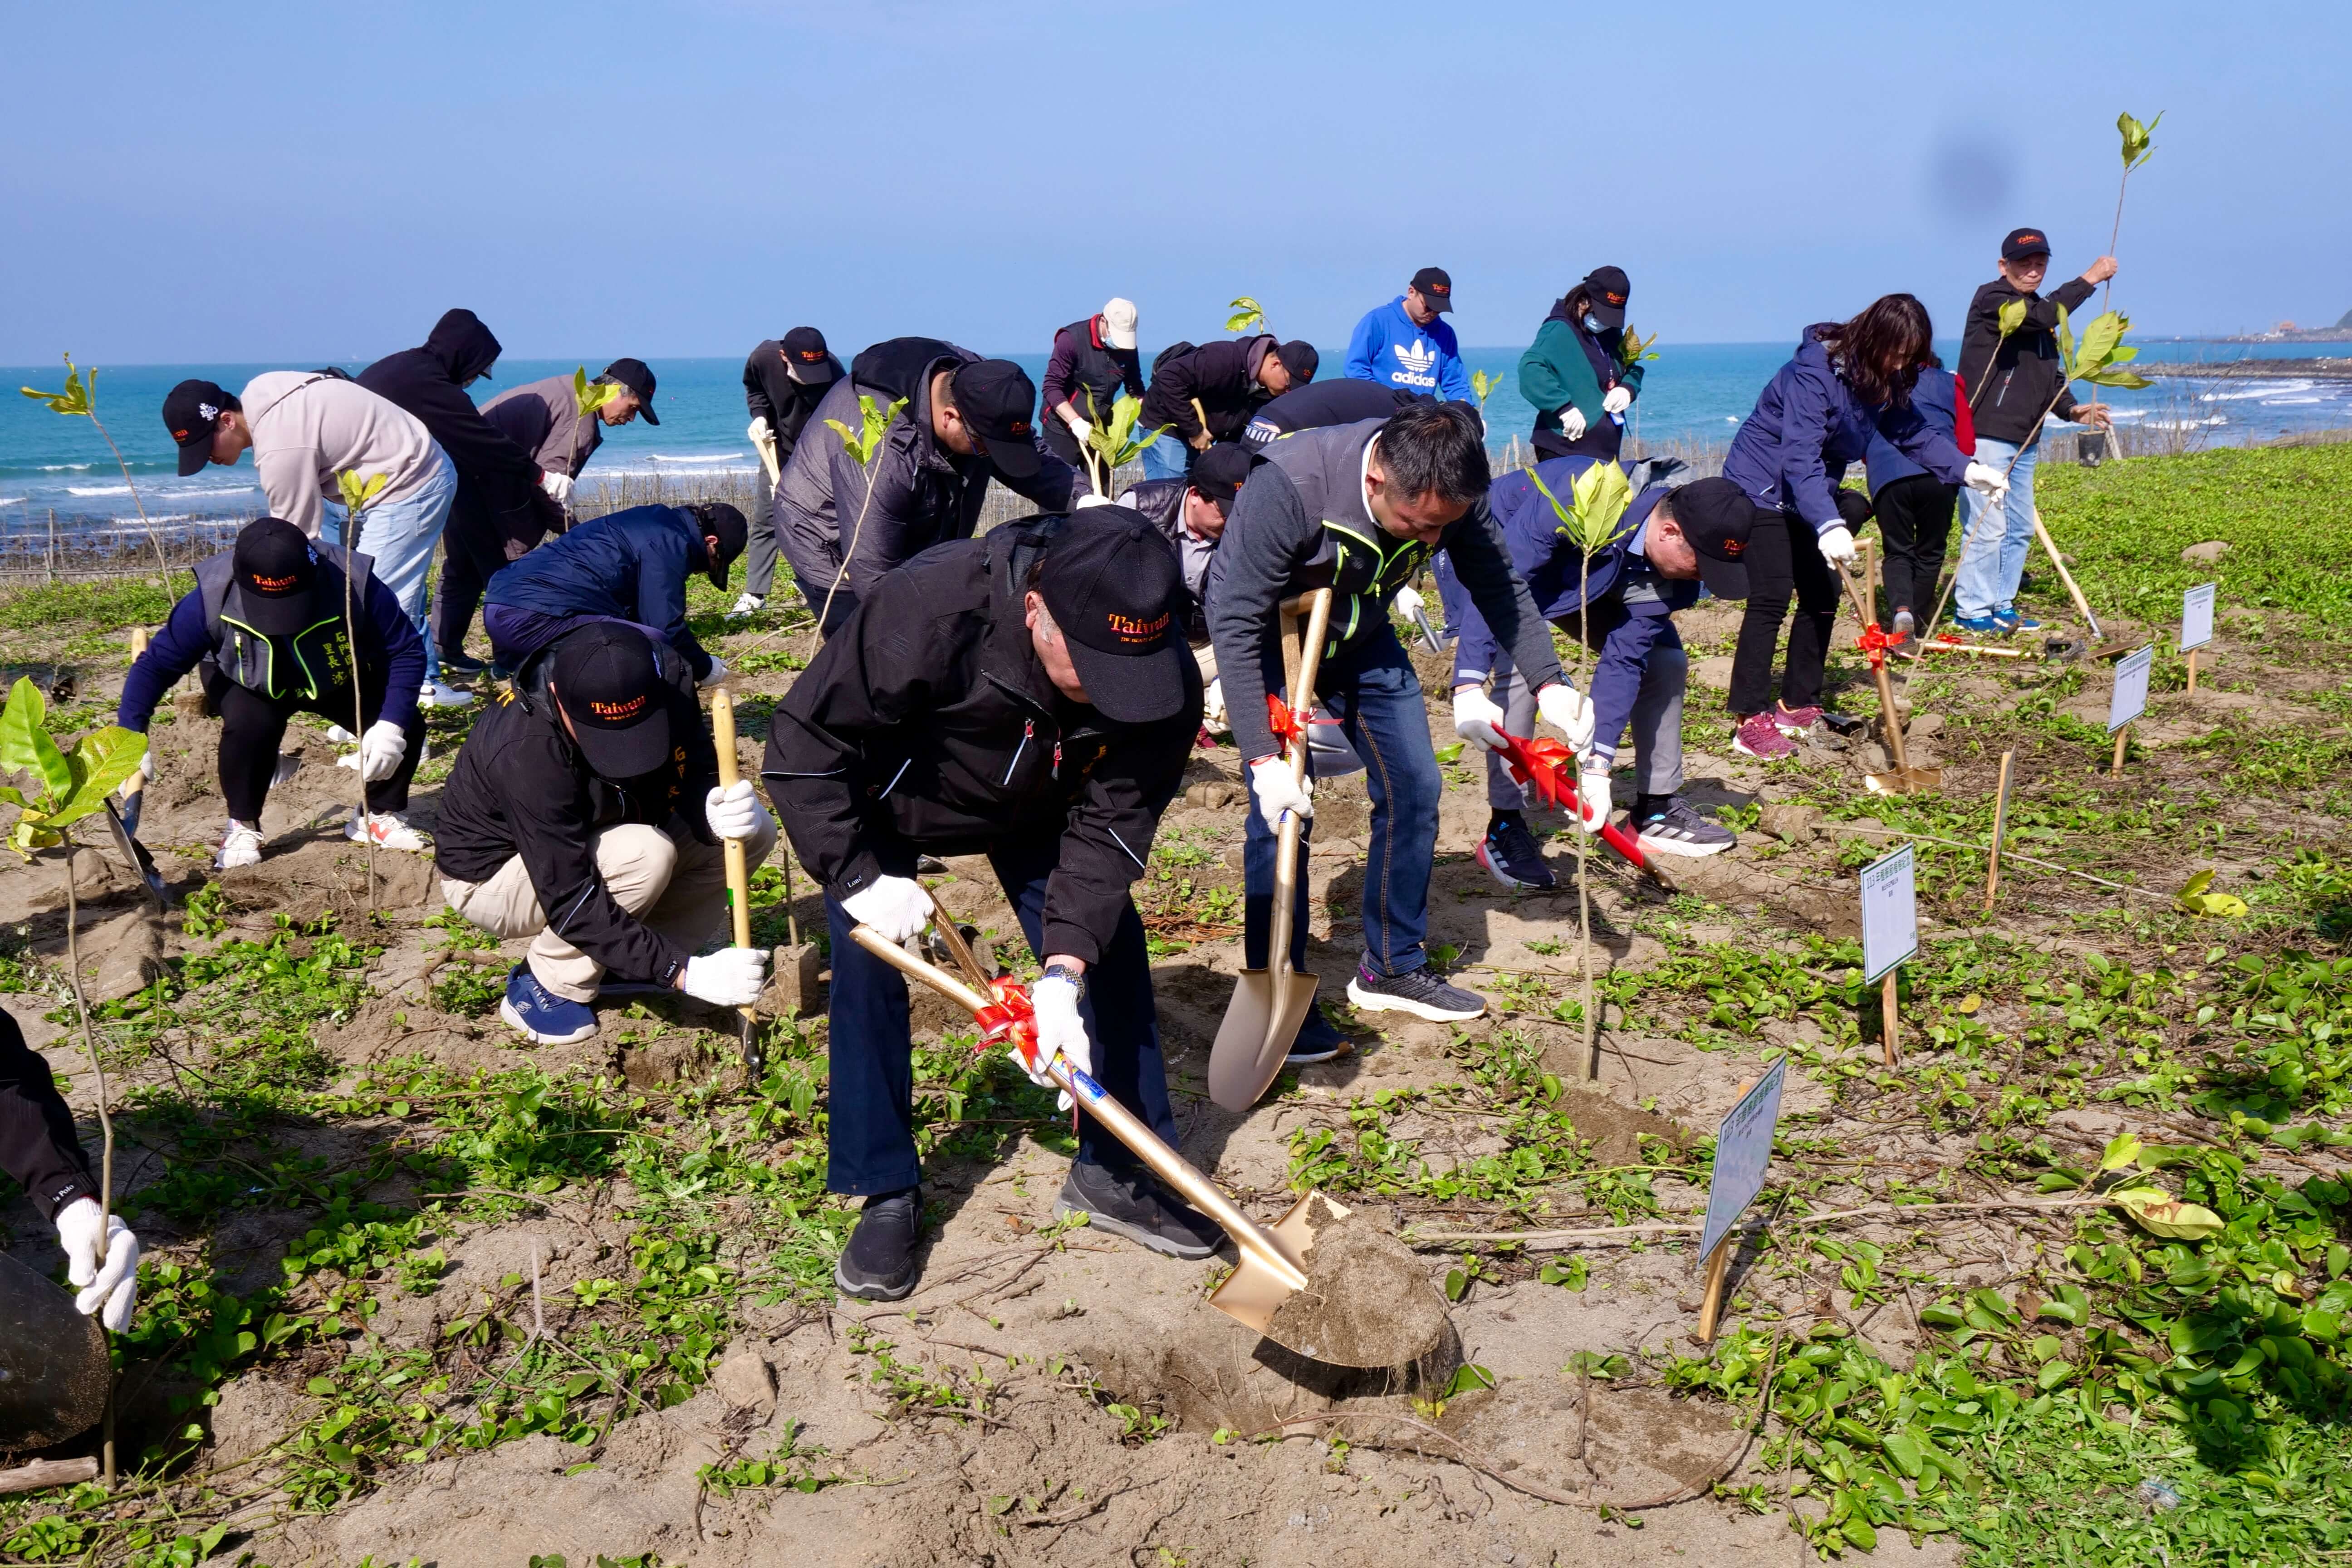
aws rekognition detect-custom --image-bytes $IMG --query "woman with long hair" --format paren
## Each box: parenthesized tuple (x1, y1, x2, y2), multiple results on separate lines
(1718, 294, 2007, 760)
(1518, 266, 1642, 461)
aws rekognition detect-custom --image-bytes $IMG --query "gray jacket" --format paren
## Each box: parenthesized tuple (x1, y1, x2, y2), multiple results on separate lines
(482, 373, 604, 478)
(772, 337, 1078, 612)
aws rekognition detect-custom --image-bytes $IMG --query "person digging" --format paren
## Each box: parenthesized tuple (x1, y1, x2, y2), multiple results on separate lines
(1205, 402, 1593, 1051)
(760, 510, 1209, 1301)
(1437, 470, 1759, 885)
(116, 517, 430, 868)
(480, 499, 749, 687)
(434, 624, 774, 1045)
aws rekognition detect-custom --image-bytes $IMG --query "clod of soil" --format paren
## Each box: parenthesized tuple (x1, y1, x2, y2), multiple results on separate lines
(0, 1252, 110, 1450)
(1264, 1196, 1450, 1369)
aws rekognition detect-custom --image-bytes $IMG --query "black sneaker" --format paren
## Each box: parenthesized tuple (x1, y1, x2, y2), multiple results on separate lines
(1475, 817, 1556, 892)
(440, 649, 489, 678)
(835, 1188, 922, 1300)
(1633, 799, 1737, 858)
(1346, 965, 1487, 1022)
(1054, 1161, 1223, 1259)
(1285, 1004, 1351, 1067)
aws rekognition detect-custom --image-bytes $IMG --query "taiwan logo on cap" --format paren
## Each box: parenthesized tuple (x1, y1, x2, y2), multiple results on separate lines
(1604, 291, 1627, 306)
(1720, 538, 1744, 557)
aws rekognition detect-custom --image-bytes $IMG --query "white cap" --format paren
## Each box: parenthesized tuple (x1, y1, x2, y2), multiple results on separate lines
(1100, 298, 1139, 351)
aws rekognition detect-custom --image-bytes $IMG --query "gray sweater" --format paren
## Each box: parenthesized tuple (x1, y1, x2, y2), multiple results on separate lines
(1206, 419, 1562, 764)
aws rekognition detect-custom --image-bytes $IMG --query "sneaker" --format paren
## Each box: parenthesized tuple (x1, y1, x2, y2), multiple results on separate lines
(1995, 609, 2043, 632)
(1632, 799, 1737, 858)
(834, 1188, 922, 1300)
(1773, 703, 1823, 736)
(1475, 817, 1557, 892)
(1953, 614, 2005, 635)
(728, 593, 765, 619)
(419, 680, 476, 710)
(498, 964, 598, 1046)
(440, 650, 489, 678)
(1347, 965, 1487, 1023)
(1732, 712, 1798, 761)
(1284, 1005, 1351, 1067)
(216, 820, 263, 870)
(1886, 610, 1917, 654)
(1053, 1161, 1223, 1260)
(348, 810, 430, 852)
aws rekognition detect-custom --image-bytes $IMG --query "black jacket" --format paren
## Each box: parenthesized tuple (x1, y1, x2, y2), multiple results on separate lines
(1, 1008, 95, 1223)
(1139, 336, 1279, 446)
(1243, 379, 1423, 450)
(359, 309, 550, 549)
(434, 672, 719, 985)
(742, 341, 842, 468)
(1956, 275, 2097, 446)
(761, 524, 1200, 966)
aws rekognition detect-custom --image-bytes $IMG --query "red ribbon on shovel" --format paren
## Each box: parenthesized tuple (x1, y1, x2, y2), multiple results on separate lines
(1494, 731, 1652, 873)
(1856, 622, 1894, 671)
(1266, 694, 1306, 750)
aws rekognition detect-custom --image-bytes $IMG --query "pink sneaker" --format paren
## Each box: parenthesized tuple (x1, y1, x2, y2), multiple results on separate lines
(1774, 703, 1824, 736)
(1733, 712, 1798, 760)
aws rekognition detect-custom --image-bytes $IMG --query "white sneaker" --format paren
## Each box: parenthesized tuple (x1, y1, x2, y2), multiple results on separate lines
(216, 820, 264, 870)
(728, 593, 765, 619)
(347, 810, 430, 852)
(420, 680, 475, 710)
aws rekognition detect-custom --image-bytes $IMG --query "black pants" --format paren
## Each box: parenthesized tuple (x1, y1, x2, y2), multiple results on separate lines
(1872, 475, 1958, 622)
(1727, 506, 1842, 716)
(799, 575, 861, 640)
(205, 666, 422, 822)
(432, 497, 511, 662)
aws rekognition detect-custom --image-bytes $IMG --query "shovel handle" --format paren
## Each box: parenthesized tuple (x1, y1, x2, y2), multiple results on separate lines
(2029, 511, 2103, 640)
(1264, 590, 1333, 1007)
(710, 690, 758, 1034)
(847, 925, 1306, 1291)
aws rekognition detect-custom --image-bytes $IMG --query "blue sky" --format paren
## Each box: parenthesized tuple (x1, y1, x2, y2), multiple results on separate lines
(3, 0, 2343, 363)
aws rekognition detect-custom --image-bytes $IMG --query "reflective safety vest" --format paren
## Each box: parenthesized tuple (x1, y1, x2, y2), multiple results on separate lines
(193, 543, 378, 701)
(1255, 420, 1429, 659)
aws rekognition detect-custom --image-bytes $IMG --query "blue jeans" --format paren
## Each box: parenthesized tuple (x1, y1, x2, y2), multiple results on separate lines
(1137, 431, 1193, 482)
(325, 443, 457, 685)
(820, 831, 1178, 1196)
(1952, 435, 2039, 620)
(1243, 626, 1440, 980)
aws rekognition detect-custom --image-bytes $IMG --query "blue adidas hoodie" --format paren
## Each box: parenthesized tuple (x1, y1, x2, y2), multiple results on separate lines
(1344, 297, 1472, 403)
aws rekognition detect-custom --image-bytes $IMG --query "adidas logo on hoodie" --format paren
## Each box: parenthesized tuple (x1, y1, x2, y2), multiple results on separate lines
(1390, 338, 1440, 389)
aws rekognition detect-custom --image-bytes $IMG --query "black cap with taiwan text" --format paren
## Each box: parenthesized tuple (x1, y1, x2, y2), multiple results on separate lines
(164, 378, 238, 477)
(780, 327, 837, 384)
(1583, 265, 1632, 330)
(1409, 267, 1455, 313)
(1659, 478, 1758, 602)
(601, 358, 660, 425)
(2001, 227, 2053, 263)
(231, 518, 323, 636)
(949, 358, 1045, 482)
(1037, 509, 1195, 725)
(551, 623, 674, 779)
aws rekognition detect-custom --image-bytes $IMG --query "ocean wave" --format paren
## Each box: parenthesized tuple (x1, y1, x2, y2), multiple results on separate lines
(645, 451, 753, 464)
(2260, 397, 2326, 406)
(66, 484, 133, 496)
(2200, 380, 2314, 402)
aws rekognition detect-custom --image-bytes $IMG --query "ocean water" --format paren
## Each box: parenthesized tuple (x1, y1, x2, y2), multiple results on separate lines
(6, 337, 2345, 540)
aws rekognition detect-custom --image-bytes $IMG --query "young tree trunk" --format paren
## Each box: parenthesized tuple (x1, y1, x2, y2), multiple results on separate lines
(58, 838, 118, 1487)
(342, 511, 377, 915)
(1578, 549, 1597, 1082)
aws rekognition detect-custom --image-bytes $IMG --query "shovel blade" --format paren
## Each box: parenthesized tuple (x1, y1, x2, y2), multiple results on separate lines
(1206, 1189, 1341, 1342)
(1863, 767, 1944, 796)
(1208, 970, 1320, 1112)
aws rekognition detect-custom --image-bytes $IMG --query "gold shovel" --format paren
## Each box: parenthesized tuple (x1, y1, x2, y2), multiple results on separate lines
(1844, 539, 1941, 795)
(1208, 589, 1333, 1113)
(847, 922, 1427, 1363)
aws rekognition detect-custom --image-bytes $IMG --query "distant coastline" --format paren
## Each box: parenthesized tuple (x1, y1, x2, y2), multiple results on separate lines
(2138, 357, 2352, 382)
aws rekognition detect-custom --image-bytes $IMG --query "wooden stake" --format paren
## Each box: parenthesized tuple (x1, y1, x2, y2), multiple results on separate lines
(2030, 510, 2104, 640)
(2185, 647, 2199, 695)
(1881, 971, 1900, 1067)
(2112, 726, 2129, 777)
(1695, 1077, 1756, 1346)
(1984, 750, 2014, 912)
(711, 689, 761, 1072)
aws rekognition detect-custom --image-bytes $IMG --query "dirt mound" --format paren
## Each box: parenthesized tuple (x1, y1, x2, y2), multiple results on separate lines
(1265, 1198, 1451, 1369)
(218, 835, 436, 924)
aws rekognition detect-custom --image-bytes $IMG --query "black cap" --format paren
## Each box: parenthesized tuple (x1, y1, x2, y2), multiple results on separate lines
(550, 624, 674, 779)
(948, 358, 1044, 482)
(781, 327, 837, 385)
(1186, 444, 1253, 507)
(691, 502, 749, 587)
(601, 358, 660, 425)
(230, 518, 323, 636)
(1276, 341, 1319, 382)
(2001, 227, 2052, 263)
(1409, 267, 1455, 313)
(1037, 509, 1192, 725)
(164, 379, 236, 477)
(1583, 266, 1631, 330)
(1658, 478, 1758, 601)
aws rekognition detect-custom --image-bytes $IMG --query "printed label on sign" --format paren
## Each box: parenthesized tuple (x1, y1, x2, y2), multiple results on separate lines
(2179, 584, 2216, 653)
(1699, 1057, 1787, 1264)
(2108, 645, 2154, 734)
(1860, 843, 1918, 984)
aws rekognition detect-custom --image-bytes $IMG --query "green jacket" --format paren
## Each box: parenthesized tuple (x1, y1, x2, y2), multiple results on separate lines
(1518, 317, 1644, 440)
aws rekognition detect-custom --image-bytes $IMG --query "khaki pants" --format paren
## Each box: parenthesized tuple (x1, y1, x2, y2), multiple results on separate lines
(442, 816, 777, 1002)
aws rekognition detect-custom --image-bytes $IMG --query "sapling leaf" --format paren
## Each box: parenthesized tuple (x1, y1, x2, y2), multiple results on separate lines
(1225, 296, 1267, 335)
(826, 394, 907, 469)
(0, 676, 50, 779)
(336, 470, 391, 512)
(1470, 369, 1502, 410)
(2118, 110, 2162, 172)
(17, 354, 95, 418)
(1616, 326, 1660, 370)
(56, 726, 147, 819)
(1996, 299, 2028, 340)
(571, 367, 620, 420)
(2055, 305, 2079, 381)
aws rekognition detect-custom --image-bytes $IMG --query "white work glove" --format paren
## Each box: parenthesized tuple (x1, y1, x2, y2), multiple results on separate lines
(122, 746, 154, 795)
(1601, 386, 1632, 416)
(681, 947, 768, 1008)
(843, 875, 932, 944)
(1558, 405, 1588, 441)
(1816, 524, 1858, 569)
(747, 416, 772, 445)
(1073, 493, 1113, 509)
(1248, 756, 1313, 830)
(1029, 970, 1096, 1112)
(1202, 678, 1226, 727)
(704, 779, 767, 842)
(1065, 414, 1094, 443)
(1573, 762, 1614, 834)
(55, 1197, 139, 1332)
(1535, 681, 1596, 754)
(697, 655, 729, 690)
(353, 719, 408, 783)
(540, 469, 574, 504)
(1392, 584, 1426, 620)
(1963, 461, 2009, 505)
(1451, 686, 1509, 754)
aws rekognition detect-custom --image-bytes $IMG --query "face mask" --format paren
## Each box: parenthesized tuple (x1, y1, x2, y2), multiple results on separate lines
(1583, 314, 1603, 334)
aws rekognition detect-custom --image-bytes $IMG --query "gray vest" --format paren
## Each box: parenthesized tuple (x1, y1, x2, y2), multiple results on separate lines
(194, 542, 377, 701)
(1255, 420, 1433, 655)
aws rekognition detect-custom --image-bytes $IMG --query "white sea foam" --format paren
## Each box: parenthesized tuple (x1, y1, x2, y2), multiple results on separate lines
(2200, 380, 2313, 402)
(645, 451, 752, 464)
(66, 484, 132, 496)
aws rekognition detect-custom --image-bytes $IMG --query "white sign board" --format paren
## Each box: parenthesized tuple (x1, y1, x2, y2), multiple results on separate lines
(2107, 645, 2154, 734)
(1860, 843, 1918, 984)
(1699, 1057, 1788, 1264)
(2179, 584, 2216, 653)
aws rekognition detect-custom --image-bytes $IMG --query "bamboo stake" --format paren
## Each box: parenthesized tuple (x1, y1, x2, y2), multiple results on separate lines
(1984, 750, 2014, 911)
(710, 688, 761, 1072)
(59, 828, 118, 1487)
(2030, 511, 2105, 641)
(1881, 971, 1901, 1068)
(1694, 1077, 1756, 1346)
(2185, 647, 2200, 695)
(2112, 726, 2129, 777)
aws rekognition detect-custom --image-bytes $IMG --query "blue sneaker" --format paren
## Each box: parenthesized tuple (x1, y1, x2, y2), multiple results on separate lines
(1285, 1004, 1351, 1067)
(1952, 614, 2005, 635)
(499, 964, 598, 1045)
(1995, 609, 2043, 632)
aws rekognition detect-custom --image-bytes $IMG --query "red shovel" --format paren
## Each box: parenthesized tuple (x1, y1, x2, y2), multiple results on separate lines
(1494, 731, 1661, 881)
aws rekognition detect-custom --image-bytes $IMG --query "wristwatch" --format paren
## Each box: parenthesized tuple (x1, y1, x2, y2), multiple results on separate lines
(1040, 962, 1087, 1001)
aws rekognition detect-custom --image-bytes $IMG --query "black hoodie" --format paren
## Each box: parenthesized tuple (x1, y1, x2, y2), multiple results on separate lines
(1956, 274, 2097, 446)
(359, 309, 545, 530)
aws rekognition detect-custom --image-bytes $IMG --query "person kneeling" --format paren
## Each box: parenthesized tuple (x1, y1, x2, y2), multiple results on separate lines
(764, 511, 1209, 1301)
(434, 625, 774, 1045)
(117, 517, 429, 867)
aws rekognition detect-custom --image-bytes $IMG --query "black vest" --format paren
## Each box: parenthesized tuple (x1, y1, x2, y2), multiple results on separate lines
(195, 543, 380, 701)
